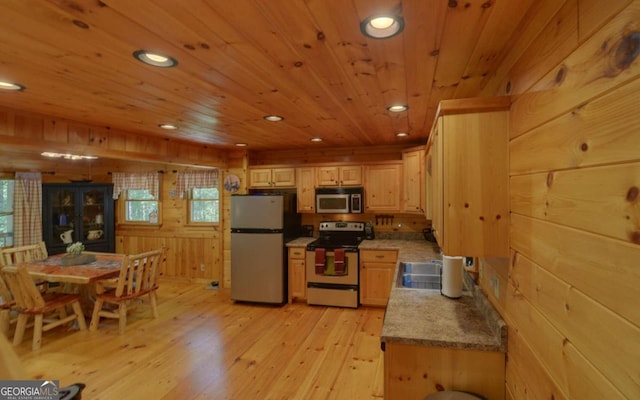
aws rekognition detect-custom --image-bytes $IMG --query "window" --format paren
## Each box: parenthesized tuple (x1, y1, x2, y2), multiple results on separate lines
(124, 189, 159, 223)
(188, 187, 219, 224)
(0, 179, 14, 247)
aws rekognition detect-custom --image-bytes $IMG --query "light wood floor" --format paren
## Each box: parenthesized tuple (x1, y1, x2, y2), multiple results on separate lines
(14, 280, 386, 399)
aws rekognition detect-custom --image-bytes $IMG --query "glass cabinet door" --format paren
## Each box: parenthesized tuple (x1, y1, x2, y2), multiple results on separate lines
(81, 188, 106, 243)
(50, 188, 77, 246)
(43, 183, 114, 255)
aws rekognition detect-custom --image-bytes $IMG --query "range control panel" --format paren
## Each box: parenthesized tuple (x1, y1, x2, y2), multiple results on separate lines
(318, 221, 365, 232)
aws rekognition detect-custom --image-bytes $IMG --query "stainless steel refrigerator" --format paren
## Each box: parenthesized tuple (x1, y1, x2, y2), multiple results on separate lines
(230, 193, 300, 304)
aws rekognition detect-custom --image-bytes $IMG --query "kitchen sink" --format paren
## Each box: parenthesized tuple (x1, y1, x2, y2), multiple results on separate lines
(396, 261, 442, 291)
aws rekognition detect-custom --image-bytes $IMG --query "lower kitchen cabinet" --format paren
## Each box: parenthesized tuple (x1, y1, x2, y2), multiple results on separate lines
(385, 342, 505, 400)
(288, 247, 306, 303)
(360, 249, 398, 306)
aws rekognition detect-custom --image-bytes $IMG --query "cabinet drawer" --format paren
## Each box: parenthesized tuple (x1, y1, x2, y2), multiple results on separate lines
(288, 247, 306, 259)
(360, 249, 398, 263)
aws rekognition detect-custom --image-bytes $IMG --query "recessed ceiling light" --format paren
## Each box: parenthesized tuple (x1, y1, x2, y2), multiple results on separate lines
(310, 137, 323, 142)
(395, 132, 409, 137)
(158, 123, 178, 130)
(360, 15, 405, 39)
(133, 50, 178, 68)
(263, 115, 284, 122)
(387, 104, 408, 112)
(235, 143, 248, 147)
(0, 81, 25, 91)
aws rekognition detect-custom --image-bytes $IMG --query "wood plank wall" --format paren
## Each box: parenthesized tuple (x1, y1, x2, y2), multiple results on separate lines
(480, 1, 639, 399)
(0, 107, 247, 285)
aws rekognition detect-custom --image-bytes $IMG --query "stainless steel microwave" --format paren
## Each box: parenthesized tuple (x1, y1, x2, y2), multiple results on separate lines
(315, 187, 363, 214)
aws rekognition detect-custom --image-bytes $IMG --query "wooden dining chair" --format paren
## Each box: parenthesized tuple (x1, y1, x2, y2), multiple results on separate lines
(0, 273, 17, 338)
(90, 248, 164, 334)
(0, 242, 50, 292)
(0, 266, 87, 351)
(0, 241, 48, 266)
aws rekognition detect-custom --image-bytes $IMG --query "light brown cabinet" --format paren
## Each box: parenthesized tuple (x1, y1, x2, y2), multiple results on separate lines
(429, 97, 510, 257)
(316, 165, 362, 186)
(364, 163, 402, 212)
(296, 167, 316, 213)
(360, 249, 398, 306)
(402, 148, 425, 214)
(425, 144, 433, 221)
(288, 247, 306, 303)
(249, 167, 296, 188)
(385, 343, 505, 399)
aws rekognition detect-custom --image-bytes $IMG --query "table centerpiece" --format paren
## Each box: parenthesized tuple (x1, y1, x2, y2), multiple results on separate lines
(61, 241, 96, 266)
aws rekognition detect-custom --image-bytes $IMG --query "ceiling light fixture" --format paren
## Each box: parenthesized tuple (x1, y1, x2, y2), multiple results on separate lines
(133, 50, 178, 68)
(360, 15, 405, 39)
(0, 81, 25, 91)
(263, 115, 284, 122)
(41, 152, 98, 160)
(158, 123, 178, 130)
(395, 132, 409, 137)
(235, 143, 248, 147)
(310, 137, 323, 142)
(387, 104, 408, 112)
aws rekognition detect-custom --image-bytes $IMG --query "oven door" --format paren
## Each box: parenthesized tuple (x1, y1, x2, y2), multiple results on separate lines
(305, 249, 358, 285)
(316, 194, 350, 213)
(305, 249, 359, 308)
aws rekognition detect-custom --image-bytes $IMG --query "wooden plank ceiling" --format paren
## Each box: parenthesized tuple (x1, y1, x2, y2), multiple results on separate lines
(0, 0, 536, 152)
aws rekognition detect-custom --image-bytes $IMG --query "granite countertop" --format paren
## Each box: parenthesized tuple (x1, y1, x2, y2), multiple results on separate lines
(373, 240, 506, 352)
(286, 237, 316, 247)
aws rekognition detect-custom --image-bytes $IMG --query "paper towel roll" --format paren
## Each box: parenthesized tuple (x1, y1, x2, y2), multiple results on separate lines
(441, 255, 464, 298)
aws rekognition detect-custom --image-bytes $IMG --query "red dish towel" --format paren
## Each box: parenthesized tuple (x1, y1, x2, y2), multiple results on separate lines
(334, 248, 345, 275)
(315, 248, 326, 275)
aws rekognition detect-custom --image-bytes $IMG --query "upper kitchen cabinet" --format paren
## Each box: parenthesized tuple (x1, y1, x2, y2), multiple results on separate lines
(364, 163, 402, 212)
(316, 165, 362, 187)
(402, 147, 425, 214)
(296, 167, 316, 213)
(249, 167, 295, 188)
(429, 96, 510, 257)
(42, 183, 115, 255)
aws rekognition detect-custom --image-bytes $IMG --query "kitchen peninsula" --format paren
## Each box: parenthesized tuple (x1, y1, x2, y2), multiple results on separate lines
(287, 236, 507, 398)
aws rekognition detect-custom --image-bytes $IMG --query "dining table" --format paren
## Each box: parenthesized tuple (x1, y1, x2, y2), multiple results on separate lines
(1, 252, 126, 316)
(1, 252, 125, 285)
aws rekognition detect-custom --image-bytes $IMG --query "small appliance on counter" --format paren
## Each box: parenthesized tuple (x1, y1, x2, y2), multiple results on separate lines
(364, 221, 375, 240)
(302, 224, 315, 237)
(441, 255, 464, 298)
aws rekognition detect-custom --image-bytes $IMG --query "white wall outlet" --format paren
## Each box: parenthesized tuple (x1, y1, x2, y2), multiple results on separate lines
(200, 263, 205, 272)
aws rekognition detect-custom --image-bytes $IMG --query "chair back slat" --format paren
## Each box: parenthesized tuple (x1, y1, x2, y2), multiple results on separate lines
(0, 274, 13, 307)
(0, 267, 45, 310)
(115, 249, 163, 299)
(0, 242, 48, 266)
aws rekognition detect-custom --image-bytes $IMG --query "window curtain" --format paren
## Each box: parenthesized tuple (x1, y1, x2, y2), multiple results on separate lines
(13, 172, 42, 246)
(112, 172, 160, 199)
(175, 169, 219, 199)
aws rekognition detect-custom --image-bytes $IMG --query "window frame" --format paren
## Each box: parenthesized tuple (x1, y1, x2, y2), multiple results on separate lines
(118, 188, 162, 227)
(185, 186, 220, 227)
(0, 177, 14, 248)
